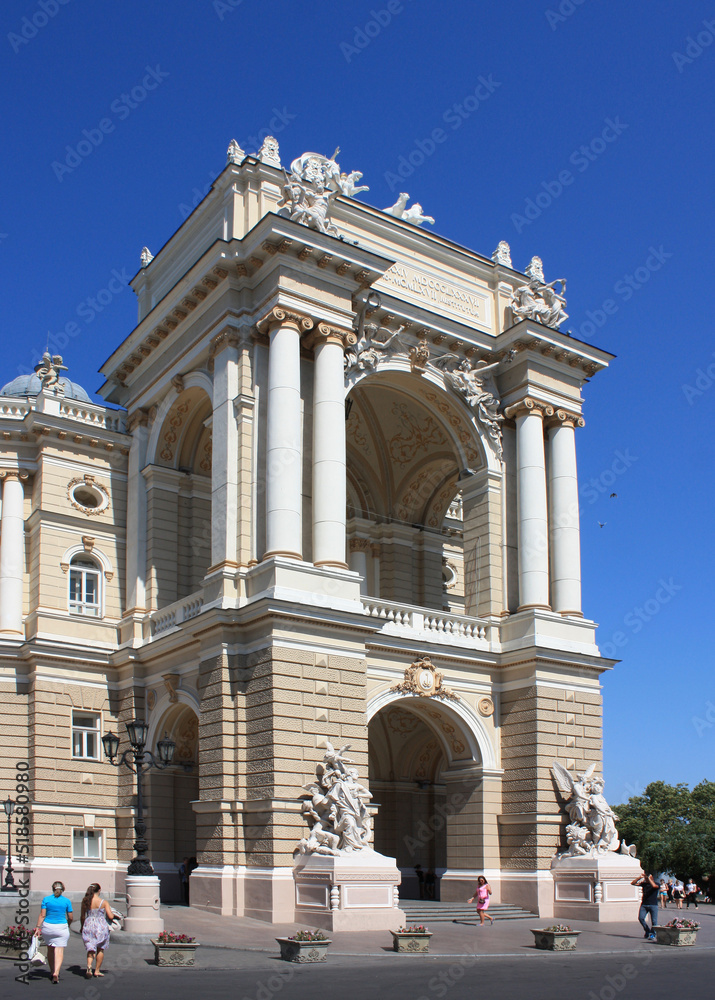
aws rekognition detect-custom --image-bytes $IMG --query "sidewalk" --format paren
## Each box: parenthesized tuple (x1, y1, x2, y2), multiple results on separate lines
(3, 900, 712, 964)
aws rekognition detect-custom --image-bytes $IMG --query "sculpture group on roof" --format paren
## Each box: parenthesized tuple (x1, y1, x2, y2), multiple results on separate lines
(510, 256, 568, 329)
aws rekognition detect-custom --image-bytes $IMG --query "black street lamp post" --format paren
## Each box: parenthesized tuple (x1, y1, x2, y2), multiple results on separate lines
(101, 721, 176, 875)
(1, 797, 16, 892)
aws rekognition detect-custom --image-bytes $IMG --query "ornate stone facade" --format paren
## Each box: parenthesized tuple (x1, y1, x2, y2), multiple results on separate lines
(0, 137, 615, 922)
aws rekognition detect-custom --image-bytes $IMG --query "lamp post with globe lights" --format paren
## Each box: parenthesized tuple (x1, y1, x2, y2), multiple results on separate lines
(101, 721, 176, 932)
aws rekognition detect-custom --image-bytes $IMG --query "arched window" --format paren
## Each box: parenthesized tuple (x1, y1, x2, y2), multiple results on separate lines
(69, 556, 102, 617)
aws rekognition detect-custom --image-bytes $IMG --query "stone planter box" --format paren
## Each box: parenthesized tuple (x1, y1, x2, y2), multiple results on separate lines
(0, 936, 30, 960)
(654, 926, 698, 947)
(531, 929, 580, 951)
(391, 931, 432, 953)
(151, 940, 200, 966)
(276, 937, 331, 963)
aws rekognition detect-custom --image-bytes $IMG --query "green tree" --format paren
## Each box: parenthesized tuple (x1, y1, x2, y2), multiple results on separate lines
(614, 780, 715, 886)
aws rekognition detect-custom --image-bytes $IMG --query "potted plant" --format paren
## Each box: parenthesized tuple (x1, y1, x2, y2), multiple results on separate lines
(654, 918, 700, 947)
(390, 924, 432, 953)
(0, 925, 30, 959)
(276, 929, 331, 963)
(151, 931, 200, 966)
(531, 924, 580, 951)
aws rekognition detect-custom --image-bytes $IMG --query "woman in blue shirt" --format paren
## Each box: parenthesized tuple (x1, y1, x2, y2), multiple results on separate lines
(34, 881, 73, 983)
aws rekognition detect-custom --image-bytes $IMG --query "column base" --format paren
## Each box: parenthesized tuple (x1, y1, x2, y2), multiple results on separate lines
(314, 560, 349, 570)
(262, 550, 303, 561)
(516, 603, 552, 612)
(123, 875, 164, 934)
(558, 609, 584, 617)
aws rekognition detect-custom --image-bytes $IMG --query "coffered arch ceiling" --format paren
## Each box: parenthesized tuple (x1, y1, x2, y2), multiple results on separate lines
(346, 373, 483, 525)
(155, 387, 212, 475)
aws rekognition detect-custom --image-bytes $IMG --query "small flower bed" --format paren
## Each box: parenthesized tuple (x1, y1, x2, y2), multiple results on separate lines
(156, 931, 195, 944)
(2, 926, 29, 945)
(665, 918, 700, 931)
(396, 925, 429, 933)
(288, 929, 329, 942)
(542, 924, 573, 933)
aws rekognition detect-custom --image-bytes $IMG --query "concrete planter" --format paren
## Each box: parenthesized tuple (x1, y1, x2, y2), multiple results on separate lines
(654, 926, 698, 947)
(0, 938, 25, 960)
(276, 937, 331, 963)
(531, 929, 580, 951)
(391, 931, 432, 953)
(151, 940, 200, 966)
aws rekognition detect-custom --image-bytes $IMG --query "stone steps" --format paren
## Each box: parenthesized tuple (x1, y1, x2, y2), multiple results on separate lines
(400, 900, 535, 922)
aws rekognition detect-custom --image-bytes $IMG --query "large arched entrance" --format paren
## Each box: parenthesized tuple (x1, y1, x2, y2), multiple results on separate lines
(146, 702, 200, 900)
(368, 691, 493, 901)
(346, 368, 486, 612)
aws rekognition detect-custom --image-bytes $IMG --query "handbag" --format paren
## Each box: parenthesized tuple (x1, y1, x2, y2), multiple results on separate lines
(108, 910, 125, 932)
(28, 935, 47, 966)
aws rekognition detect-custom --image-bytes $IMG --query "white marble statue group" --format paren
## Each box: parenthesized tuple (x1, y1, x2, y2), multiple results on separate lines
(278, 150, 370, 236)
(298, 742, 373, 855)
(276, 147, 435, 235)
(552, 761, 634, 857)
(510, 256, 568, 330)
(35, 352, 68, 395)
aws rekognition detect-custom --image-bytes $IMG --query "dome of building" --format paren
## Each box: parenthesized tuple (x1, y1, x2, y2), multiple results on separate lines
(0, 356, 92, 403)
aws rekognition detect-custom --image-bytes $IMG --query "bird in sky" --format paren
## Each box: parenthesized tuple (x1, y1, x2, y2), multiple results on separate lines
(598, 522, 606, 528)
(610, 493, 617, 498)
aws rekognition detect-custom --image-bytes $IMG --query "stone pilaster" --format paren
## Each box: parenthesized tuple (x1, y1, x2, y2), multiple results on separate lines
(0, 470, 28, 635)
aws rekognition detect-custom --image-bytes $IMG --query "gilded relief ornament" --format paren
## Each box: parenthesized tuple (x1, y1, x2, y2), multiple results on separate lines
(390, 657, 459, 701)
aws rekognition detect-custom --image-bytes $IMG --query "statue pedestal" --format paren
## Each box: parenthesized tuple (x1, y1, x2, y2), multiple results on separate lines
(293, 849, 405, 931)
(551, 853, 642, 922)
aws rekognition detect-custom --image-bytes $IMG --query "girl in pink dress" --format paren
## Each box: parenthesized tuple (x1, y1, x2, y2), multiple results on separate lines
(468, 875, 494, 925)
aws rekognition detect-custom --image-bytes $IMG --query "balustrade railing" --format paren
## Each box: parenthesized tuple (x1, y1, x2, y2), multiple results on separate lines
(150, 592, 205, 636)
(361, 598, 489, 647)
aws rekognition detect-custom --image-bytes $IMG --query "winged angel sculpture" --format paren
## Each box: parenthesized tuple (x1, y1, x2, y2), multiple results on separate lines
(297, 742, 373, 855)
(551, 761, 634, 857)
(433, 354, 505, 458)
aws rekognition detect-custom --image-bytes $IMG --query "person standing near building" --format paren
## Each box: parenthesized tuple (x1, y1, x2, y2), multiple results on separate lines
(684, 877, 699, 909)
(414, 864, 425, 900)
(34, 881, 73, 984)
(658, 879, 668, 909)
(179, 857, 190, 905)
(80, 883, 115, 978)
(631, 871, 659, 939)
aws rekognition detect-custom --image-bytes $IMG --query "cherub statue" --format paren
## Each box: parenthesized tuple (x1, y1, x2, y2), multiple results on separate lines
(35, 352, 68, 395)
(344, 322, 406, 374)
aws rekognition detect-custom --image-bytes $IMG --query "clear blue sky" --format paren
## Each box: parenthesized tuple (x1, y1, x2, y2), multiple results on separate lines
(2, 0, 714, 803)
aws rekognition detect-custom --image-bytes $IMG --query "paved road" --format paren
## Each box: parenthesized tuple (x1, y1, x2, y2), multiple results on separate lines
(2, 948, 713, 999)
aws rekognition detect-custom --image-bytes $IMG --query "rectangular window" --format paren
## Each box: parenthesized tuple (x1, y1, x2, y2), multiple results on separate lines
(72, 712, 100, 760)
(69, 562, 101, 617)
(72, 829, 101, 860)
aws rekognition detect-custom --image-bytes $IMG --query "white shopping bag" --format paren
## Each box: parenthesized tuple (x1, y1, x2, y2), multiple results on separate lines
(28, 935, 47, 966)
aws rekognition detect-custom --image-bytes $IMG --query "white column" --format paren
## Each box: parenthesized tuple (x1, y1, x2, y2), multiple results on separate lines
(348, 539, 369, 594)
(548, 412, 583, 615)
(211, 329, 240, 568)
(0, 471, 27, 635)
(263, 308, 312, 560)
(312, 324, 348, 568)
(125, 414, 149, 613)
(508, 400, 551, 610)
